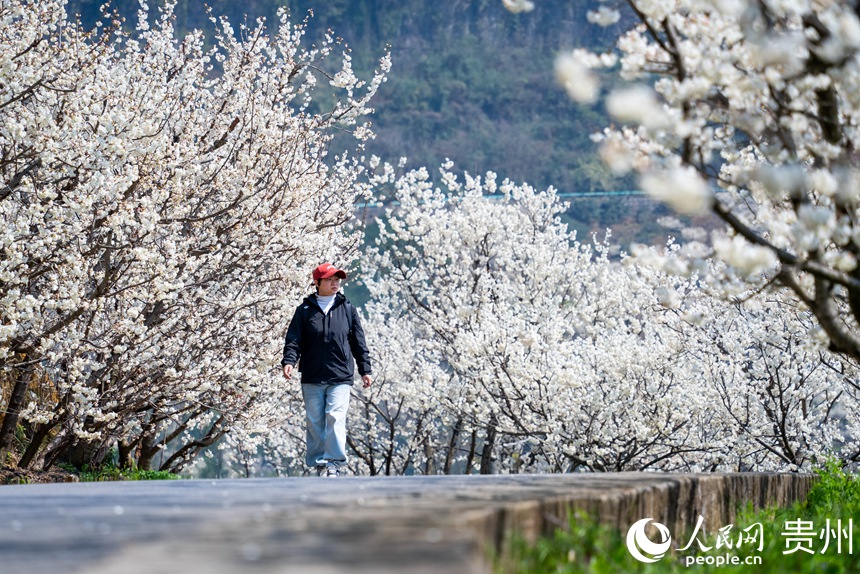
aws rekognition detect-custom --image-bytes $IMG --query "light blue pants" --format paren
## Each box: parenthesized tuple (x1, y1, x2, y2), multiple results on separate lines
(301, 383, 350, 469)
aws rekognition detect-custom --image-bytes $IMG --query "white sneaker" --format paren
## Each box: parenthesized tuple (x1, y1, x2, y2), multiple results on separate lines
(325, 466, 340, 478)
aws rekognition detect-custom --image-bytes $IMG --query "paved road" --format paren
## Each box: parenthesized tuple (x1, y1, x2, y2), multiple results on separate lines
(0, 472, 815, 574)
(0, 474, 554, 574)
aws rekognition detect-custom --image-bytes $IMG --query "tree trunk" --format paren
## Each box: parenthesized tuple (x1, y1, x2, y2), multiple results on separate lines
(118, 439, 136, 470)
(138, 431, 159, 471)
(479, 422, 497, 475)
(443, 416, 463, 474)
(18, 421, 56, 469)
(0, 365, 32, 466)
(465, 429, 477, 474)
(423, 436, 435, 474)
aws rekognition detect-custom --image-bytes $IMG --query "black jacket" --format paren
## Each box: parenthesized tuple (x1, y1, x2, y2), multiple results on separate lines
(281, 293, 372, 385)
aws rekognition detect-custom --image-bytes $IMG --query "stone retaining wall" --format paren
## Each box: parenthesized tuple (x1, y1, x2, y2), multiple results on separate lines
(471, 473, 816, 570)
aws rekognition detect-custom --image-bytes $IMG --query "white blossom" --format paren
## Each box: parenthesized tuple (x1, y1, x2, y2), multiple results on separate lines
(587, 7, 621, 27)
(502, 0, 535, 14)
(554, 51, 600, 104)
(713, 235, 779, 277)
(605, 85, 672, 130)
(640, 167, 714, 215)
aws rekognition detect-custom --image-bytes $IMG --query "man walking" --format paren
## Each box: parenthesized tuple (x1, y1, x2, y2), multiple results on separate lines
(282, 263, 373, 477)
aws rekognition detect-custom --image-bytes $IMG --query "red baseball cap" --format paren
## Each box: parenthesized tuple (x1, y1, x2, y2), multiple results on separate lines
(312, 262, 347, 281)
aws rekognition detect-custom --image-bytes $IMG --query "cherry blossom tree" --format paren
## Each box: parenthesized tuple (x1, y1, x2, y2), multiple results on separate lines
(0, 0, 389, 471)
(695, 295, 855, 470)
(536, 0, 860, 364)
(356, 164, 860, 474)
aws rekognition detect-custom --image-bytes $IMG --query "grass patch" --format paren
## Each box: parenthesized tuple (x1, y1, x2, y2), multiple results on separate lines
(497, 462, 860, 573)
(59, 463, 180, 482)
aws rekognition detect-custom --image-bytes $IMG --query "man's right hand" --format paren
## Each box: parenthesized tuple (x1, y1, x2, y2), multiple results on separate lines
(282, 364, 293, 379)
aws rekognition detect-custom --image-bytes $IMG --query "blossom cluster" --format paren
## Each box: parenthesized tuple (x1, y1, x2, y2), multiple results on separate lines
(543, 0, 860, 362)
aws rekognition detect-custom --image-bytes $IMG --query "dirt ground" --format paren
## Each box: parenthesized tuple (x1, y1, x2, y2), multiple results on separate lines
(0, 465, 79, 485)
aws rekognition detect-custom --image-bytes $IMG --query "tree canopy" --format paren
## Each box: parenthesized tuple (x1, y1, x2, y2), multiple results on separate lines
(0, 0, 387, 472)
(546, 0, 860, 363)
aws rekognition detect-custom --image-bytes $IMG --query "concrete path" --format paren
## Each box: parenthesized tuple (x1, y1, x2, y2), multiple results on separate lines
(0, 473, 814, 574)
